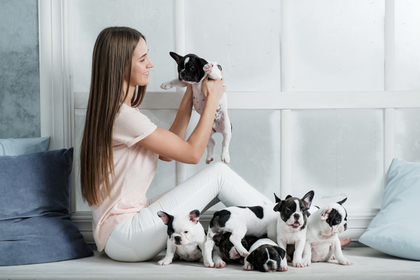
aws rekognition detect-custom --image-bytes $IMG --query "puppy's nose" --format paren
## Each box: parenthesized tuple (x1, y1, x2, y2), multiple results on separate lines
(294, 214, 300, 220)
(174, 236, 181, 244)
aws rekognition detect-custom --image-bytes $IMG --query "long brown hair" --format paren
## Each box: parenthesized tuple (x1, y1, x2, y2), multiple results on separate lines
(80, 27, 146, 206)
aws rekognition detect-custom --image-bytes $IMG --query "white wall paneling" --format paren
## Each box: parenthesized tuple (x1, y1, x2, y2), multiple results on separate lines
(39, 0, 420, 243)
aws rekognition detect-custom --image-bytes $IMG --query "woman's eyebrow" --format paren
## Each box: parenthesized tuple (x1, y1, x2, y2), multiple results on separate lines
(140, 49, 149, 58)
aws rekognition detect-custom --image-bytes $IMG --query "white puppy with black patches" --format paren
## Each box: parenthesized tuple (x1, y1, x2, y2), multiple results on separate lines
(161, 52, 232, 164)
(273, 191, 314, 270)
(302, 198, 353, 266)
(157, 210, 210, 266)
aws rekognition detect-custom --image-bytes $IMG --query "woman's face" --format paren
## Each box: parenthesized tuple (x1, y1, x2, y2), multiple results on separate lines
(129, 38, 154, 87)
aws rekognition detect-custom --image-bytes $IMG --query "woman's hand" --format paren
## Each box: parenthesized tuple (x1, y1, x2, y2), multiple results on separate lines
(201, 75, 226, 103)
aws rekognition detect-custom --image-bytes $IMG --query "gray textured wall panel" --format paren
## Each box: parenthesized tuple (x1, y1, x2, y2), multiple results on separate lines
(0, 0, 40, 138)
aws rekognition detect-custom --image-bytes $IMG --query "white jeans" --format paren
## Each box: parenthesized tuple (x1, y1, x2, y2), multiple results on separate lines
(104, 162, 271, 262)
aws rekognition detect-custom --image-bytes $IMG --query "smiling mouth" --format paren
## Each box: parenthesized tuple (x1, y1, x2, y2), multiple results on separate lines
(290, 221, 301, 228)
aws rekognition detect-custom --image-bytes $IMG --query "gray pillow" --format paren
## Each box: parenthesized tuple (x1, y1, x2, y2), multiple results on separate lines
(0, 148, 93, 266)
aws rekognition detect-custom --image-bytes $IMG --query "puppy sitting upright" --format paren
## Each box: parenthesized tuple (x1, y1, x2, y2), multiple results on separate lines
(157, 209, 210, 266)
(161, 52, 232, 164)
(274, 190, 314, 270)
(302, 198, 353, 266)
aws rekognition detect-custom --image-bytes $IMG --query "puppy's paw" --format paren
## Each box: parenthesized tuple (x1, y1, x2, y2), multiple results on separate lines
(206, 157, 214, 164)
(157, 258, 172, 266)
(280, 259, 289, 271)
(203, 63, 213, 74)
(242, 263, 253, 271)
(215, 260, 226, 268)
(221, 153, 230, 164)
(160, 82, 173, 90)
(204, 260, 215, 268)
(240, 251, 249, 258)
(338, 257, 353, 266)
(302, 257, 311, 267)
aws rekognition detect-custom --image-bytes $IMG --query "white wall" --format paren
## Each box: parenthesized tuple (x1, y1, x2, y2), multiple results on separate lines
(40, 0, 420, 242)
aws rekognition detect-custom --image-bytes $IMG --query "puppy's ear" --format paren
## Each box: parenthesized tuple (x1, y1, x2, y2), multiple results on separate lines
(199, 57, 208, 67)
(273, 201, 283, 212)
(157, 211, 173, 225)
(274, 193, 281, 203)
(274, 246, 286, 260)
(320, 208, 331, 221)
(169, 52, 183, 64)
(189, 209, 201, 224)
(285, 195, 292, 199)
(337, 197, 347, 205)
(246, 250, 256, 265)
(302, 190, 315, 209)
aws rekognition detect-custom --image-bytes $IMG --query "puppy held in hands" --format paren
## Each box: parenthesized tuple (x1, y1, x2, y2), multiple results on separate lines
(157, 210, 210, 266)
(161, 52, 232, 164)
(302, 198, 353, 266)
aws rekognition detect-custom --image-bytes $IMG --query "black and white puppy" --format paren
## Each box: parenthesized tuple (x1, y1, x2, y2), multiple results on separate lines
(243, 238, 286, 272)
(157, 210, 210, 265)
(204, 204, 278, 268)
(213, 232, 259, 263)
(302, 198, 353, 266)
(273, 190, 314, 270)
(161, 52, 232, 164)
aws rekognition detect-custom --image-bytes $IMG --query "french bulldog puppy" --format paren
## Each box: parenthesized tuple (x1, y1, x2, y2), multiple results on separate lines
(213, 232, 259, 263)
(161, 52, 232, 164)
(273, 190, 315, 270)
(243, 238, 287, 272)
(157, 210, 211, 266)
(204, 203, 279, 268)
(302, 198, 353, 266)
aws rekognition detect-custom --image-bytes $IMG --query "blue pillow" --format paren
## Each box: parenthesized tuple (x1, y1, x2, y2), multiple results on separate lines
(0, 137, 50, 156)
(0, 148, 93, 266)
(359, 158, 420, 261)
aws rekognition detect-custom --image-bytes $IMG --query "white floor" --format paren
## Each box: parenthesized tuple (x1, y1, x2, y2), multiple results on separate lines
(1, 246, 420, 280)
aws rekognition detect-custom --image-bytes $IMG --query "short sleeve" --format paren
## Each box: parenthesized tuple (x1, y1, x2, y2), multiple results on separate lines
(113, 104, 157, 147)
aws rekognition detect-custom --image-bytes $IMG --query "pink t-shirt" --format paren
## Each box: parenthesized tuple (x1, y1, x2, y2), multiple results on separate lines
(92, 103, 158, 252)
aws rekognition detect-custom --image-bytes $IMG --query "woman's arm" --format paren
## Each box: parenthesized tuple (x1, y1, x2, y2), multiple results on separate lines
(139, 77, 225, 164)
(158, 85, 193, 162)
(168, 84, 193, 138)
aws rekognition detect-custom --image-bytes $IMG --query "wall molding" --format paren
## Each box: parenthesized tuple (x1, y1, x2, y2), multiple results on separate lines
(75, 90, 420, 110)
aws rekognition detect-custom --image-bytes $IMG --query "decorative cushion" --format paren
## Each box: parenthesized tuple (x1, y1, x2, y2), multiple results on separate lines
(359, 158, 420, 261)
(0, 137, 50, 156)
(0, 148, 93, 266)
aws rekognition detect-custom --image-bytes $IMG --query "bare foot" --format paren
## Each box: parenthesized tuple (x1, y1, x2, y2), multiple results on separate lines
(340, 238, 351, 248)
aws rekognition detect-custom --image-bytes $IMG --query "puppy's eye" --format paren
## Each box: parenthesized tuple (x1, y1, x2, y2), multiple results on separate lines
(336, 218, 341, 223)
(302, 208, 306, 213)
(285, 208, 291, 214)
(184, 231, 189, 234)
(190, 66, 195, 71)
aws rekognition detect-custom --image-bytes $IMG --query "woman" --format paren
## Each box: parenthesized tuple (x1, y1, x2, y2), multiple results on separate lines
(80, 26, 271, 262)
